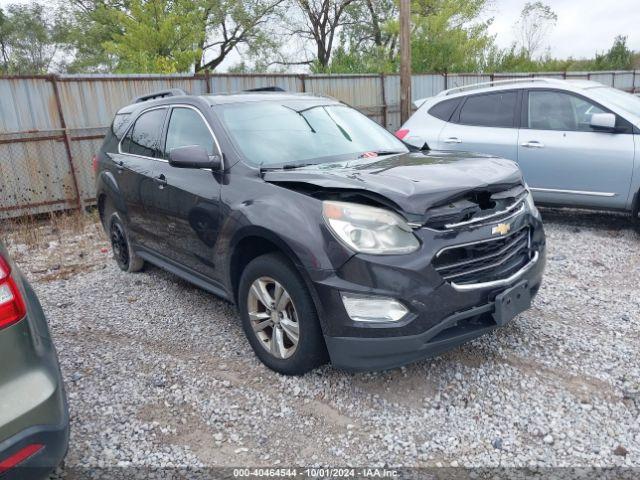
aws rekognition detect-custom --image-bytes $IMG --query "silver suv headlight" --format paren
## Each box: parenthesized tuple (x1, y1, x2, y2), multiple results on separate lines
(322, 201, 420, 255)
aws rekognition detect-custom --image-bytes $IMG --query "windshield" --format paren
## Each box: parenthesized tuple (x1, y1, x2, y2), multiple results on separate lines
(215, 101, 408, 167)
(588, 87, 640, 119)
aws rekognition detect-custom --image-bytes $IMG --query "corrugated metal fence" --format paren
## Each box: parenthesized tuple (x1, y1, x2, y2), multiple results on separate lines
(1, 70, 639, 219)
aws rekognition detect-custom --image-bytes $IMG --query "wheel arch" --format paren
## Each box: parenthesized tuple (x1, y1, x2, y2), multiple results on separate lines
(228, 228, 327, 331)
(96, 170, 127, 225)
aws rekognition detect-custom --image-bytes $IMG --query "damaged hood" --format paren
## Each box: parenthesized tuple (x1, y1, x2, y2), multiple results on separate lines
(262, 151, 524, 217)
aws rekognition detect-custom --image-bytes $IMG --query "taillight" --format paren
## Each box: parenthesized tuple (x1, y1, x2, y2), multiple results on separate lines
(92, 155, 99, 173)
(0, 444, 44, 474)
(0, 256, 26, 330)
(395, 129, 409, 140)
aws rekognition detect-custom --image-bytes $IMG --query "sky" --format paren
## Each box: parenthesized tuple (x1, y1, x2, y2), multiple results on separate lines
(488, 0, 640, 58)
(1, 0, 639, 69)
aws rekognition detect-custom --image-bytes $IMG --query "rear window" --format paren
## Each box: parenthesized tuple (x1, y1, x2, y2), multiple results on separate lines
(428, 98, 460, 121)
(457, 91, 517, 128)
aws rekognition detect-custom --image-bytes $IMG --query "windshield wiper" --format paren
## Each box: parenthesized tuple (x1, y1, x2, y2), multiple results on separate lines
(359, 150, 405, 158)
(260, 162, 317, 172)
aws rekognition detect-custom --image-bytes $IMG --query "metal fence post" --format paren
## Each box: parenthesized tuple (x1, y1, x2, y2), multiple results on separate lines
(48, 74, 84, 213)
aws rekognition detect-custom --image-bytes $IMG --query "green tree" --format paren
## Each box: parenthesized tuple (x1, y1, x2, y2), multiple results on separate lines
(326, 0, 495, 74)
(409, 0, 494, 73)
(594, 35, 633, 70)
(63, 0, 283, 73)
(0, 3, 64, 74)
(100, 0, 203, 73)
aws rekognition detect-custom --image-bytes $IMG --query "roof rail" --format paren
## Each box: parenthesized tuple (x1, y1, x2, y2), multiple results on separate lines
(243, 86, 286, 92)
(132, 88, 187, 103)
(439, 77, 563, 96)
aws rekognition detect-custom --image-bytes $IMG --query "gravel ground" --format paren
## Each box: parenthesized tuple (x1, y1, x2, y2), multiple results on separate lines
(4, 209, 640, 475)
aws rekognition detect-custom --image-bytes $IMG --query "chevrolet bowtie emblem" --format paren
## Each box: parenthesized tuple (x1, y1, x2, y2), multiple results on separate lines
(492, 223, 511, 236)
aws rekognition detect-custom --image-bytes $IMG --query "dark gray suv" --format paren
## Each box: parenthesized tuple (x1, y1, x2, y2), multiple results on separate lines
(95, 89, 546, 374)
(0, 240, 69, 479)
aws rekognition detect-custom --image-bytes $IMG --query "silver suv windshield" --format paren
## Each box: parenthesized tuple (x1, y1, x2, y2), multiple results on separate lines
(588, 86, 640, 119)
(214, 101, 408, 168)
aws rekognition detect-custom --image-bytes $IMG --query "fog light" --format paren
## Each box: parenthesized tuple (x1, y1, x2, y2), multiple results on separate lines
(341, 293, 409, 323)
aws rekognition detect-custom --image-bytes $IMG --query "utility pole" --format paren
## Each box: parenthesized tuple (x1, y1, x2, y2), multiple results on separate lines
(399, 0, 411, 124)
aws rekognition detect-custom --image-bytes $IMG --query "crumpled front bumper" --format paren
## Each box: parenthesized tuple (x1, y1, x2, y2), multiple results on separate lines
(308, 210, 546, 371)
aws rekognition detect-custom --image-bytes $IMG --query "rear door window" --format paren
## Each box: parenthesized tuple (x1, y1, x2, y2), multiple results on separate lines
(121, 108, 167, 157)
(457, 91, 517, 128)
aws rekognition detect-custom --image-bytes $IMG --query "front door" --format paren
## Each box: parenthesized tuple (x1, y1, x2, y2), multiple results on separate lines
(152, 106, 223, 278)
(517, 89, 634, 209)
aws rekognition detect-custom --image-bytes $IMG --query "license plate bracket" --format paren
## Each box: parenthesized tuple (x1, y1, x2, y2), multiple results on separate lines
(493, 280, 531, 326)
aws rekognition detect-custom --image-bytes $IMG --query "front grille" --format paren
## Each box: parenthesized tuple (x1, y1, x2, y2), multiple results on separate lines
(433, 227, 533, 286)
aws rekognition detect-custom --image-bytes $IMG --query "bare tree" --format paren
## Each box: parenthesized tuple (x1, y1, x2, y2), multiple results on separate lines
(287, 0, 357, 69)
(515, 1, 557, 58)
(197, 0, 285, 72)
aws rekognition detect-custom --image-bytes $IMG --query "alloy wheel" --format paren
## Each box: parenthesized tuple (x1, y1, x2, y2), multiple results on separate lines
(247, 277, 300, 359)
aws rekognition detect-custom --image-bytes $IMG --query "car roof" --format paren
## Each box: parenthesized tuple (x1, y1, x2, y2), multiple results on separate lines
(411, 78, 608, 109)
(435, 78, 605, 99)
(116, 91, 340, 115)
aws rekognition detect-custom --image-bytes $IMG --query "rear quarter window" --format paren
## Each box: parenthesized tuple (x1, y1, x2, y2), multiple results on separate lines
(112, 113, 130, 140)
(428, 98, 460, 121)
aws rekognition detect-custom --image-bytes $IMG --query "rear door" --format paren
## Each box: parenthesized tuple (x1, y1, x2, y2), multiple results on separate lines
(518, 89, 634, 209)
(437, 90, 520, 161)
(114, 107, 168, 248)
(151, 105, 223, 278)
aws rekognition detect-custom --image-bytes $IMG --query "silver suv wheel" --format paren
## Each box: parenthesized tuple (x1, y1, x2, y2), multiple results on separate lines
(247, 277, 300, 359)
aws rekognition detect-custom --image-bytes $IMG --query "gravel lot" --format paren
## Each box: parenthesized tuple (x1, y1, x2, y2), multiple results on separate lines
(4, 209, 640, 475)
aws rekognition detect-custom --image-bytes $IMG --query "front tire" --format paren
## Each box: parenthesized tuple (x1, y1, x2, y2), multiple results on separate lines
(104, 203, 144, 273)
(238, 253, 327, 375)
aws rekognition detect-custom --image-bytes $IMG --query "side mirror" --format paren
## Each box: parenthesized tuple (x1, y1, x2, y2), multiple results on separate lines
(169, 145, 222, 170)
(590, 113, 617, 132)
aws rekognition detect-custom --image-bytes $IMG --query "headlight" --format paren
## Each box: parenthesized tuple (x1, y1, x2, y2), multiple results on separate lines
(322, 201, 420, 254)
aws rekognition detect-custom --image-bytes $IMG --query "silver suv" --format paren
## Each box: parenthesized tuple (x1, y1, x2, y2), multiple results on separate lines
(398, 78, 640, 218)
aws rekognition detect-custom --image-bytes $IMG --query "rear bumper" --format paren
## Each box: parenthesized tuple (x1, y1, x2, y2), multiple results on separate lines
(0, 412, 69, 480)
(0, 279, 69, 479)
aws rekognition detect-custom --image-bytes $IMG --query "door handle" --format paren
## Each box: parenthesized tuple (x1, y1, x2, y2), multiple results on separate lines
(444, 137, 462, 144)
(116, 160, 124, 173)
(520, 141, 545, 148)
(153, 174, 167, 188)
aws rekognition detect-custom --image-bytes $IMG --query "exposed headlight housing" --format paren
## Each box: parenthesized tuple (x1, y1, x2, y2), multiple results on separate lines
(322, 201, 420, 255)
(341, 293, 409, 323)
(524, 187, 539, 216)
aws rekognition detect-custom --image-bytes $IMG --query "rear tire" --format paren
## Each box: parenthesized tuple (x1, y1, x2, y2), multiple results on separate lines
(103, 202, 144, 273)
(238, 253, 327, 375)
